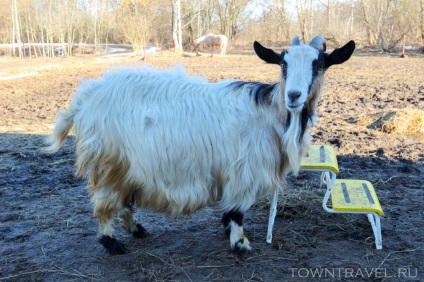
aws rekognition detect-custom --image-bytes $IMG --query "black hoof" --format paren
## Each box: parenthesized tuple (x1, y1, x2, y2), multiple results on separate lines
(233, 238, 252, 254)
(99, 235, 127, 255)
(133, 223, 149, 238)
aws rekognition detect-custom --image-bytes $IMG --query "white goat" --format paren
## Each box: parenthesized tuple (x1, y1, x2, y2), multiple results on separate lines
(45, 36, 355, 255)
(194, 33, 228, 57)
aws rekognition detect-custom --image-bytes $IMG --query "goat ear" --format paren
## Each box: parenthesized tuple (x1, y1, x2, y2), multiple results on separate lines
(254, 41, 281, 65)
(325, 40, 355, 68)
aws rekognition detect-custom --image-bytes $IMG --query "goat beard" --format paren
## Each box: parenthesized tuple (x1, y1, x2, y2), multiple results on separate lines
(282, 111, 302, 175)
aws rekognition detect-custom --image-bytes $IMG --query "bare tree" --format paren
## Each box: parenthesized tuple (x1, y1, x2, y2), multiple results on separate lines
(264, 0, 290, 41)
(296, 0, 308, 42)
(195, 0, 214, 37)
(360, 0, 415, 51)
(420, 0, 424, 48)
(66, 0, 78, 56)
(116, 0, 158, 57)
(11, 0, 23, 57)
(214, 0, 250, 40)
(348, 0, 354, 38)
(181, 0, 198, 48)
(1, 0, 423, 58)
(359, 0, 377, 46)
(172, 0, 183, 51)
(310, 0, 314, 36)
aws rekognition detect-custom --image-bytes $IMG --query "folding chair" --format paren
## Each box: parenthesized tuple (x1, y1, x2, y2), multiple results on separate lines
(266, 145, 384, 249)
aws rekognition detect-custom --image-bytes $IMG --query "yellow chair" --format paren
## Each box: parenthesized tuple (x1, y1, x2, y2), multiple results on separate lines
(266, 145, 384, 249)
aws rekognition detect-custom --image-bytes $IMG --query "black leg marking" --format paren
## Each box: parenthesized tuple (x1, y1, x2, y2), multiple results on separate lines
(99, 235, 127, 255)
(222, 210, 252, 253)
(222, 210, 243, 227)
(132, 223, 149, 238)
(222, 210, 243, 236)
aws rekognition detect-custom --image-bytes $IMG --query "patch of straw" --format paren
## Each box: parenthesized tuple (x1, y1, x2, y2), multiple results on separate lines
(358, 109, 424, 138)
(381, 109, 424, 135)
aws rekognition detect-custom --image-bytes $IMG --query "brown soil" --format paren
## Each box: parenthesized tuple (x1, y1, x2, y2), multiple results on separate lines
(1, 51, 423, 281)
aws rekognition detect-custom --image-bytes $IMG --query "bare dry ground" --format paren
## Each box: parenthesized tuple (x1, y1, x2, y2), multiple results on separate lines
(0, 49, 423, 281)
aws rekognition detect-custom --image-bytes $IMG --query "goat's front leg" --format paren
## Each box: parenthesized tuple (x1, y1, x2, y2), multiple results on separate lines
(222, 210, 252, 253)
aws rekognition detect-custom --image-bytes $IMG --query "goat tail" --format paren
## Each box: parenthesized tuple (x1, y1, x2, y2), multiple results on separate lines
(44, 110, 75, 153)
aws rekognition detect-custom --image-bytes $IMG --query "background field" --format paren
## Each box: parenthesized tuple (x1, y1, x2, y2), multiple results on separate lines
(1, 50, 423, 281)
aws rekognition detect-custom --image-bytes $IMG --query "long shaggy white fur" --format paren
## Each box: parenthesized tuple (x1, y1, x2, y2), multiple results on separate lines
(48, 66, 289, 216)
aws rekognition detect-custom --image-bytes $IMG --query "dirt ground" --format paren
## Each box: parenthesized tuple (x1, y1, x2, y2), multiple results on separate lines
(1, 48, 423, 281)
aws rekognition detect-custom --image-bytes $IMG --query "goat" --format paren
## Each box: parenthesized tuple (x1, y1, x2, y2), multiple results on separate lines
(194, 33, 228, 57)
(45, 35, 355, 255)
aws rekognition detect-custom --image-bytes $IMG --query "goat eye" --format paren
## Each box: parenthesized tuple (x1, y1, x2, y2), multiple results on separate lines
(312, 60, 324, 73)
(315, 65, 324, 72)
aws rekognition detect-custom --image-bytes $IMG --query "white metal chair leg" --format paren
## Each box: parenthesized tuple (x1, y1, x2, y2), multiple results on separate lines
(321, 171, 337, 213)
(266, 190, 279, 243)
(368, 213, 383, 250)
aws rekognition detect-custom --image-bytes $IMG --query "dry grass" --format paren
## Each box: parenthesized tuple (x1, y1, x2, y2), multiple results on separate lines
(381, 109, 424, 135)
(358, 108, 424, 139)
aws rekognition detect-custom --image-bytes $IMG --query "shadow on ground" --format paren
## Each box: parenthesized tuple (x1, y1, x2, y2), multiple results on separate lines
(0, 133, 423, 281)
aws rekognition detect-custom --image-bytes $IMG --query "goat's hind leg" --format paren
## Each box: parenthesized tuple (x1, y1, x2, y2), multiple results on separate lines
(118, 206, 149, 238)
(92, 188, 127, 255)
(222, 209, 252, 253)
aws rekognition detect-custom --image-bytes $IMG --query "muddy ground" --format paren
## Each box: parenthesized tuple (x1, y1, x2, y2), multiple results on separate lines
(0, 49, 423, 281)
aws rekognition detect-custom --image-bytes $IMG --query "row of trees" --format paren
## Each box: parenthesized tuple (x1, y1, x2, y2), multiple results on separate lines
(1, 0, 424, 58)
(251, 0, 424, 51)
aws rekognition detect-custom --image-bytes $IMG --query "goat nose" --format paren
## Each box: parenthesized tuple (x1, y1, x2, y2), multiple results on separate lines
(288, 91, 301, 102)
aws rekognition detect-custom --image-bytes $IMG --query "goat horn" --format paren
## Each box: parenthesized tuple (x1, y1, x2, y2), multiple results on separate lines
(309, 35, 326, 51)
(291, 36, 300, 46)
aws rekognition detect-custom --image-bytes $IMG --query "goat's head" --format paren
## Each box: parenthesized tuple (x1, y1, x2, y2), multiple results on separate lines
(254, 36, 355, 114)
(254, 36, 355, 174)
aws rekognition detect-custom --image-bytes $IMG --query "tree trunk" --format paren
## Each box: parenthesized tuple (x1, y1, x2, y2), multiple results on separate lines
(172, 0, 182, 51)
(25, 12, 31, 58)
(349, 0, 354, 38)
(11, 0, 15, 57)
(327, 0, 331, 30)
(270, 0, 289, 42)
(310, 0, 314, 36)
(177, 0, 182, 51)
(12, 0, 23, 58)
(48, 0, 54, 57)
(67, 0, 78, 56)
(296, 0, 307, 42)
(420, 0, 424, 50)
(360, 0, 376, 46)
(29, 12, 38, 57)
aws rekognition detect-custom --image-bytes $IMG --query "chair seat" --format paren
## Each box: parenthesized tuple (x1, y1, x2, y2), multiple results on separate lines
(301, 145, 339, 173)
(331, 179, 384, 216)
